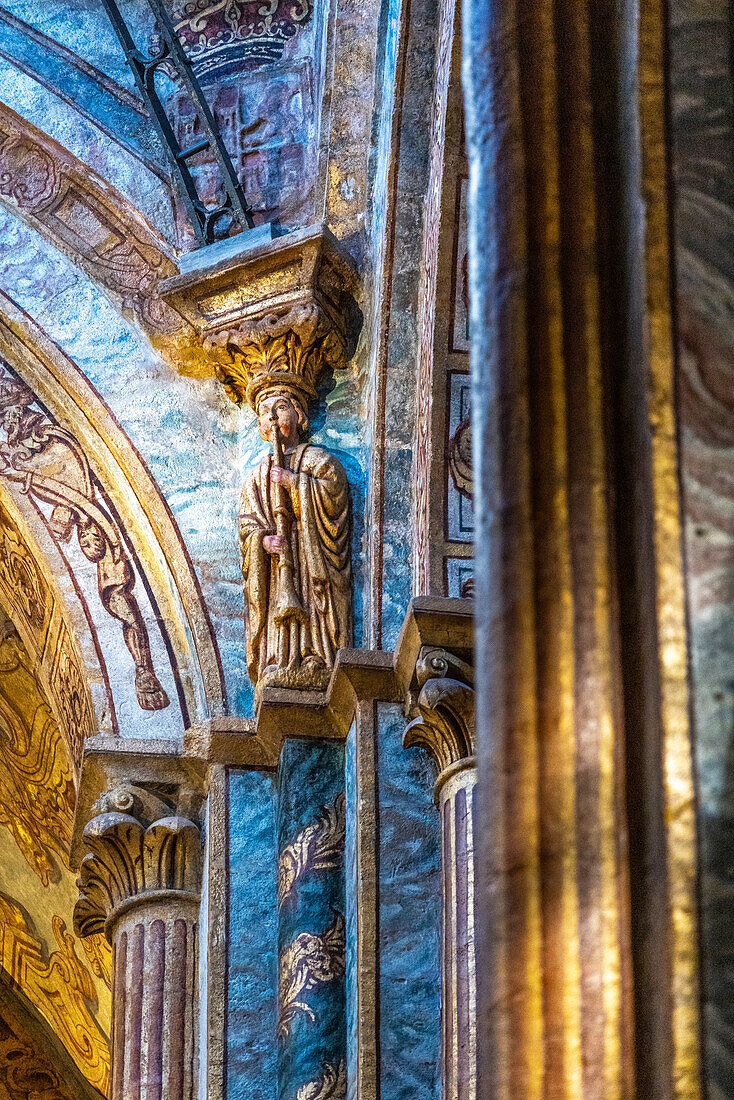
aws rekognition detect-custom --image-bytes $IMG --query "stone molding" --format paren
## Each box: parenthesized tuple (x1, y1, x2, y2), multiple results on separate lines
(74, 783, 201, 941)
(159, 224, 359, 360)
(71, 599, 473, 848)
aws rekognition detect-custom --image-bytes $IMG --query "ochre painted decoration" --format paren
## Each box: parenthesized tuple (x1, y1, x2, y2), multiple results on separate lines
(278, 912, 346, 1037)
(296, 1061, 347, 1100)
(278, 792, 346, 907)
(0, 370, 169, 712)
(0, 499, 94, 773)
(0, 623, 74, 886)
(80, 933, 112, 990)
(0, 895, 109, 1094)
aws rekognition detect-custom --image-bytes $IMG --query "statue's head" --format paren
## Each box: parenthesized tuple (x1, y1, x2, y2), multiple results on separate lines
(256, 391, 309, 446)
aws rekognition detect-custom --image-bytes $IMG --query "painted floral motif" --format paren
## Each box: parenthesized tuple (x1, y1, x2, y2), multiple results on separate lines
(278, 792, 346, 907)
(296, 1060, 347, 1100)
(278, 912, 346, 1037)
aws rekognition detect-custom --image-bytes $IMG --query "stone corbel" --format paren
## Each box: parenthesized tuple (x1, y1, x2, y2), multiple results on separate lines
(157, 223, 360, 372)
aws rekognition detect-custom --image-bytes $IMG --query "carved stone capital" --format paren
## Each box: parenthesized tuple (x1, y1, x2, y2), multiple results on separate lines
(403, 646, 476, 794)
(158, 224, 360, 403)
(73, 781, 201, 941)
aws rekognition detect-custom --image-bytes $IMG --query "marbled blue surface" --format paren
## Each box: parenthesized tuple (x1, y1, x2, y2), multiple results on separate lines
(277, 741, 346, 1099)
(376, 703, 441, 1098)
(227, 769, 278, 1100)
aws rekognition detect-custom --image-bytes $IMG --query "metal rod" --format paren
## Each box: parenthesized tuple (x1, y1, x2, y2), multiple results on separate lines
(99, 0, 255, 245)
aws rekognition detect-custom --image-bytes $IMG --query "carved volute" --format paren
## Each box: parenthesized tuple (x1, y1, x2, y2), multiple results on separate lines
(403, 646, 476, 795)
(74, 782, 201, 942)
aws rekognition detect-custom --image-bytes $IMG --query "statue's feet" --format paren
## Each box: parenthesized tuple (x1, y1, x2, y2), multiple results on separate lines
(260, 657, 330, 693)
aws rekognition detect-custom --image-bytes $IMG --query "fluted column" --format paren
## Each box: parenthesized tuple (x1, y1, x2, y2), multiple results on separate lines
(462, 0, 701, 1093)
(74, 784, 201, 1100)
(405, 647, 476, 1100)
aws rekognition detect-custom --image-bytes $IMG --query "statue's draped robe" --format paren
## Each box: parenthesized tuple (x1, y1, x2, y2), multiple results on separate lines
(239, 443, 352, 685)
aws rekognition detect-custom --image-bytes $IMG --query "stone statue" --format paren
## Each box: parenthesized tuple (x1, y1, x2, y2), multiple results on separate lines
(239, 386, 352, 692)
(203, 230, 360, 695)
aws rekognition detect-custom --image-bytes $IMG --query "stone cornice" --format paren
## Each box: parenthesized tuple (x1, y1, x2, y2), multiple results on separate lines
(158, 223, 359, 352)
(72, 599, 473, 848)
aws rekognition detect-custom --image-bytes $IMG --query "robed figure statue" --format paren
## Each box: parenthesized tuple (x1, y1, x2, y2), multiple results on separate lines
(239, 389, 352, 692)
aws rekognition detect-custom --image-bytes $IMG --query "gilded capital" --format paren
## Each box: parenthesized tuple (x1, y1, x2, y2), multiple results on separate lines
(201, 226, 360, 413)
(73, 782, 201, 941)
(403, 646, 476, 793)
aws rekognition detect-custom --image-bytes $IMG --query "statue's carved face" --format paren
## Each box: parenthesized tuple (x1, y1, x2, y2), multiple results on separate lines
(257, 394, 302, 445)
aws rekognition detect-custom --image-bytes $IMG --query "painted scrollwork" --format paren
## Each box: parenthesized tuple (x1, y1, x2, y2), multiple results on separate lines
(278, 792, 346, 907)
(0, 894, 109, 1093)
(0, 369, 169, 711)
(278, 912, 346, 1037)
(0, 623, 74, 885)
(296, 1061, 347, 1100)
(0, 1037, 69, 1100)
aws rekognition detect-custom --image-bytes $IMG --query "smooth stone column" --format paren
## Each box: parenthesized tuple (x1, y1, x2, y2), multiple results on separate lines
(404, 646, 477, 1100)
(74, 784, 201, 1100)
(276, 740, 347, 1100)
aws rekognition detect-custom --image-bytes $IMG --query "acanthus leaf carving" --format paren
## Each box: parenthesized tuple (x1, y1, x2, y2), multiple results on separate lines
(74, 784, 201, 941)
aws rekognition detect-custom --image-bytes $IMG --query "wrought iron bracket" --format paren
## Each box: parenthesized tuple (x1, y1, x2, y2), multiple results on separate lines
(100, 0, 255, 245)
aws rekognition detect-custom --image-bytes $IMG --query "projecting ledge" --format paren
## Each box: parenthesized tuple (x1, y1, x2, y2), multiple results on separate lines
(71, 599, 474, 859)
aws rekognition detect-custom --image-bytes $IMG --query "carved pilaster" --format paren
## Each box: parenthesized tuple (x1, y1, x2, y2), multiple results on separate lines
(74, 783, 201, 1100)
(404, 646, 477, 1100)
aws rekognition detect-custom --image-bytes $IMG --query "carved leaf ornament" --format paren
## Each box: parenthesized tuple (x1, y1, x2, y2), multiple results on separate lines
(74, 787, 201, 940)
(403, 647, 476, 783)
